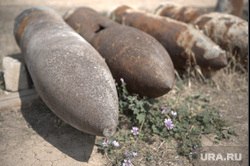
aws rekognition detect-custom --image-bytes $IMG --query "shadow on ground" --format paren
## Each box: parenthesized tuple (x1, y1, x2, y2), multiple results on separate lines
(20, 100, 96, 162)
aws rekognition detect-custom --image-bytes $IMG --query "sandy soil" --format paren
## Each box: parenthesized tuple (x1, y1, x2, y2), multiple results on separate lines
(0, 0, 248, 166)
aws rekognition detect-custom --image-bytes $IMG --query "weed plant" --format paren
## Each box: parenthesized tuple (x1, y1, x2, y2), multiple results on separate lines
(97, 78, 237, 165)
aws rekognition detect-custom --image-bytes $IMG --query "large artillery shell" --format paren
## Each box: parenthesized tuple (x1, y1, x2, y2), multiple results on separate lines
(155, 3, 249, 61)
(14, 7, 119, 137)
(109, 5, 227, 71)
(215, 0, 244, 17)
(64, 7, 175, 98)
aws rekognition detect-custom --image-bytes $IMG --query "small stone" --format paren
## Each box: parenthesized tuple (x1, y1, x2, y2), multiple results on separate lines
(3, 55, 31, 91)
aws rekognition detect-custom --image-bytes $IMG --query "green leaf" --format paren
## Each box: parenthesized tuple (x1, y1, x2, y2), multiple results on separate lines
(97, 139, 103, 146)
(152, 125, 160, 134)
(132, 108, 139, 114)
(108, 151, 114, 157)
(153, 103, 159, 109)
(136, 113, 145, 124)
(174, 133, 180, 139)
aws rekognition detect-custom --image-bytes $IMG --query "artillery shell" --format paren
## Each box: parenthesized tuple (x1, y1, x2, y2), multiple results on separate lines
(14, 7, 118, 137)
(64, 7, 175, 98)
(215, 0, 244, 17)
(109, 5, 227, 71)
(155, 2, 249, 61)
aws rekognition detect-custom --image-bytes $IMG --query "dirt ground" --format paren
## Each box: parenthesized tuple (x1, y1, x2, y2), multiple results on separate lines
(0, 0, 248, 166)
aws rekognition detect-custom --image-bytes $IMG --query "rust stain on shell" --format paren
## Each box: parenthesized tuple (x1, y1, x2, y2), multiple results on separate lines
(155, 4, 209, 23)
(64, 7, 175, 98)
(14, 7, 119, 137)
(155, 3, 248, 61)
(195, 16, 212, 28)
(110, 5, 227, 71)
(229, 0, 244, 16)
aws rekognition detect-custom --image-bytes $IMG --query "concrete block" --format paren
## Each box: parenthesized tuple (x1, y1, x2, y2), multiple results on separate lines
(3, 55, 31, 91)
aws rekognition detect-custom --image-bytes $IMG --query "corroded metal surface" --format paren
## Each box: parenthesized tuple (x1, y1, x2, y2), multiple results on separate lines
(64, 7, 175, 98)
(110, 5, 227, 71)
(155, 2, 248, 61)
(215, 0, 244, 17)
(14, 7, 119, 137)
(154, 3, 210, 24)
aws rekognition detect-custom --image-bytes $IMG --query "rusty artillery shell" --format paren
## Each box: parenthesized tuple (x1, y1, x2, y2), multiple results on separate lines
(109, 5, 227, 71)
(64, 7, 175, 98)
(215, 0, 244, 17)
(14, 7, 118, 137)
(155, 2, 249, 61)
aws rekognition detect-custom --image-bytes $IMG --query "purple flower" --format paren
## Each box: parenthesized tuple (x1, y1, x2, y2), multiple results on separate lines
(132, 152, 137, 157)
(219, 114, 223, 117)
(148, 103, 152, 107)
(120, 78, 124, 83)
(161, 106, 170, 110)
(171, 111, 177, 116)
(124, 152, 130, 157)
(161, 106, 170, 114)
(164, 118, 174, 130)
(113, 140, 120, 147)
(102, 140, 111, 147)
(194, 145, 199, 150)
(124, 151, 137, 158)
(131, 127, 139, 135)
(122, 158, 132, 166)
(190, 151, 197, 155)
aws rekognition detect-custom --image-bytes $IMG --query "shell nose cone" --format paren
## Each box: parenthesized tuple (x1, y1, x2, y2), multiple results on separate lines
(164, 73, 175, 91)
(133, 58, 175, 98)
(103, 125, 117, 137)
(152, 66, 175, 97)
(207, 52, 228, 70)
(126, 71, 175, 98)
(150, 45, 175, 98)
(141, 51, 175, 98)
(220, 53, 228, 68)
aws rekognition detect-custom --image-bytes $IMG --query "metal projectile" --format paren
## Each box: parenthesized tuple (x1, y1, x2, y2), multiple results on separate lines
(215, 0, 244, 17)
(14, 7, 118, 137)
(64, 7, 175, 98)
(109, 5, 228, 71)
(155, 2, 248, 63)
